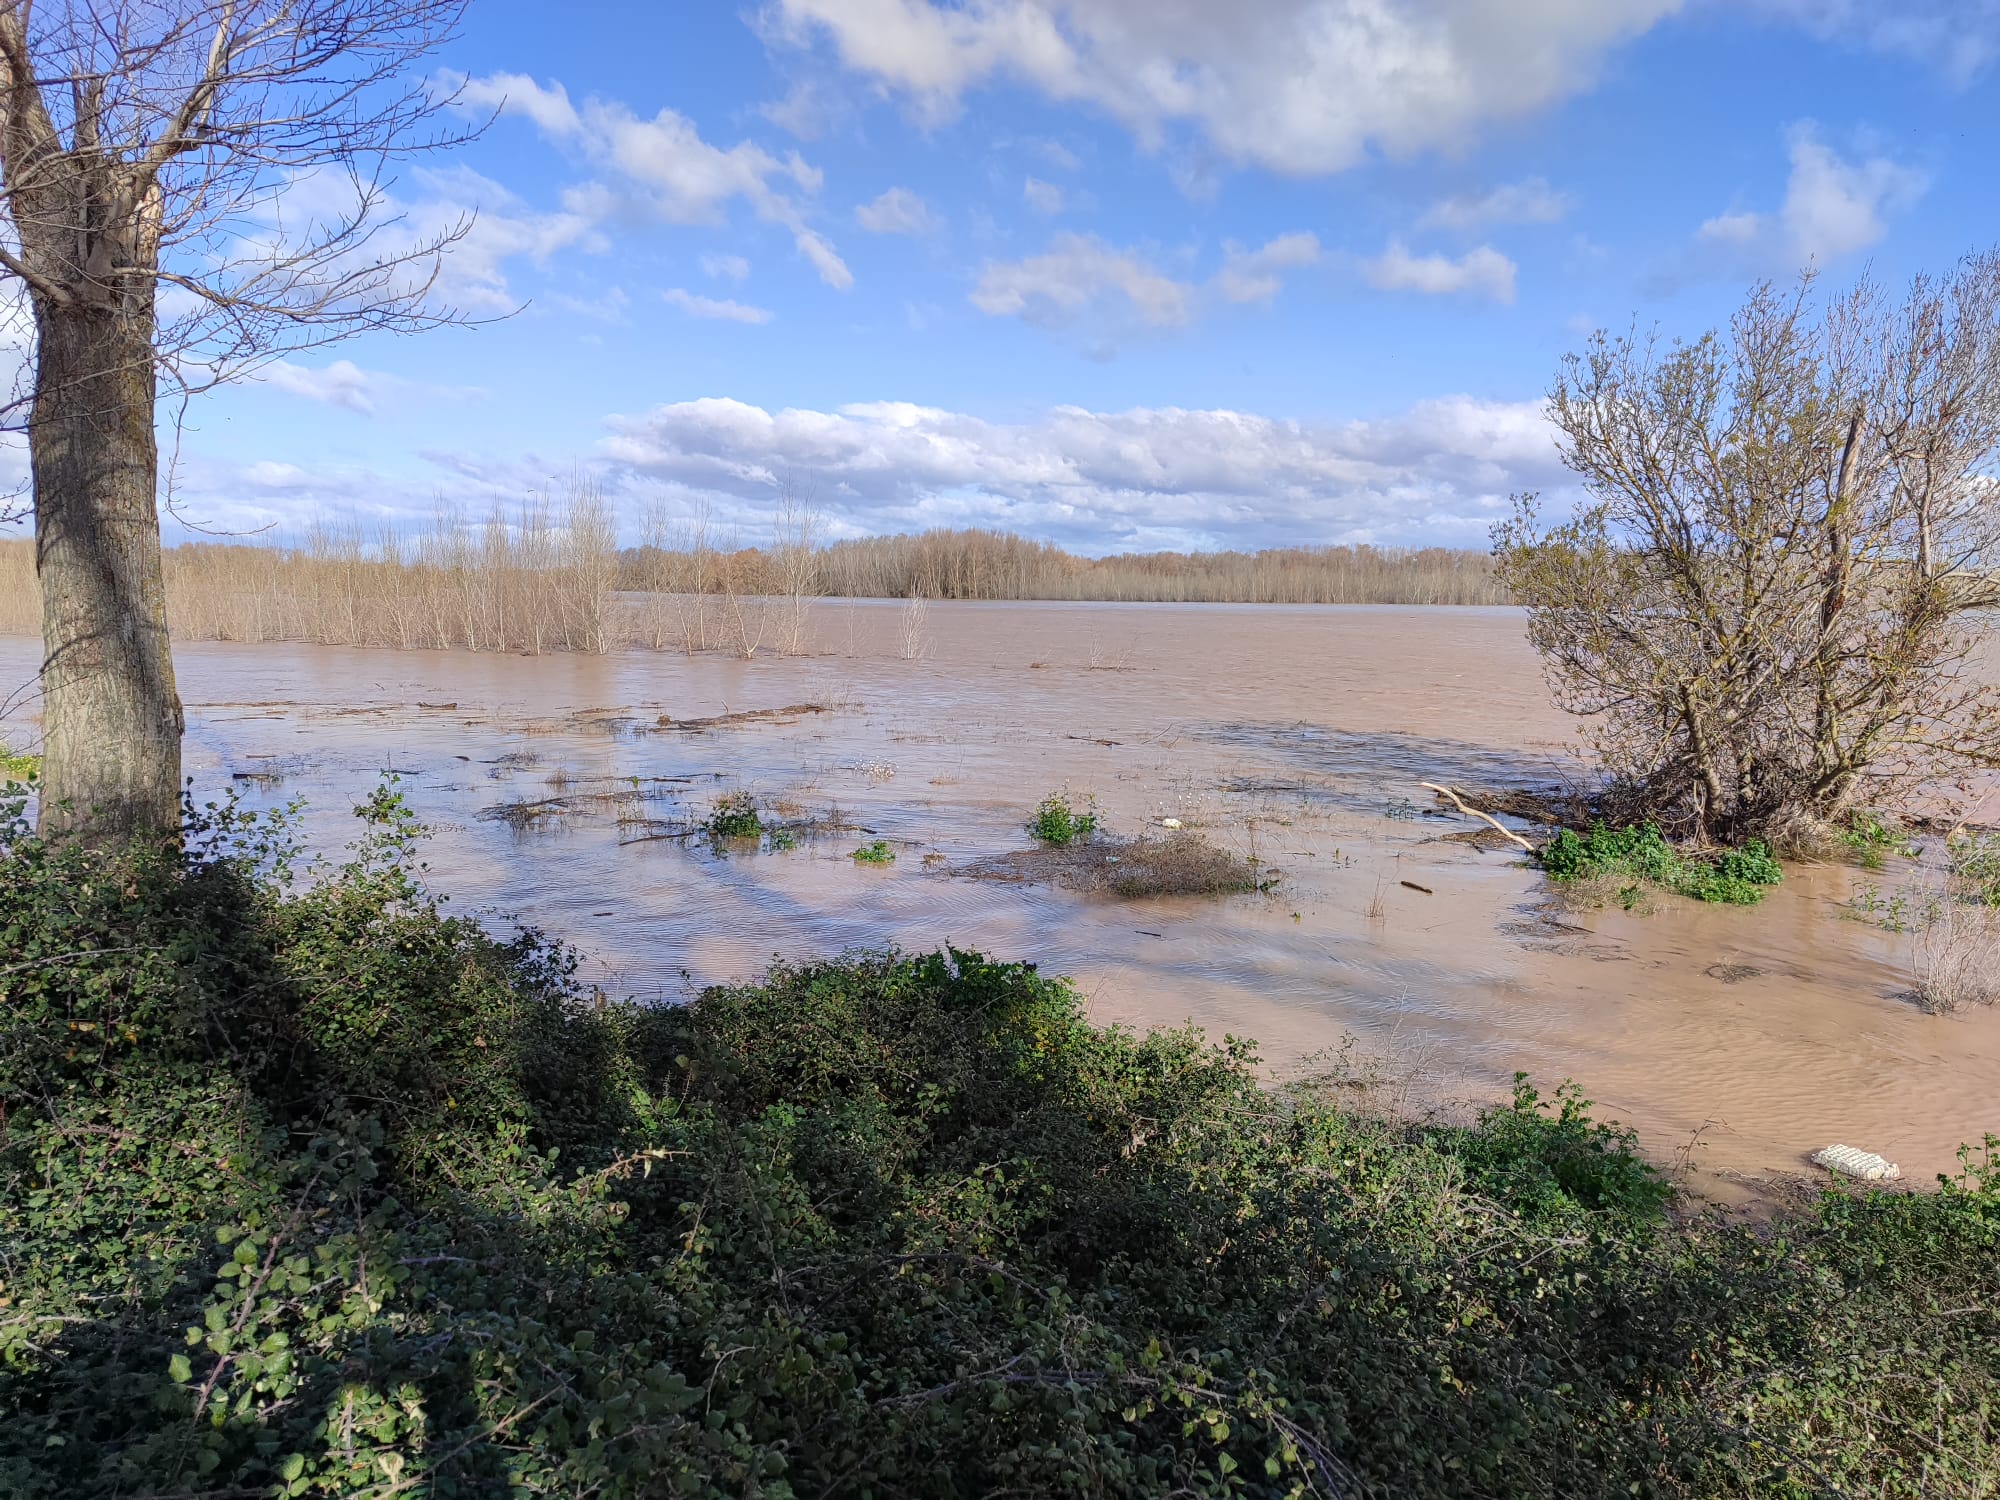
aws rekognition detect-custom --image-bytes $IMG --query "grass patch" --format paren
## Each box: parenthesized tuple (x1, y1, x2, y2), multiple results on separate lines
(1540, 822, 1782, 905)
(2, 789, 1995, 1498)
(850, 838, 895, 864)
(0, 743, 39, 782)
(1029, 788, 1099, 845)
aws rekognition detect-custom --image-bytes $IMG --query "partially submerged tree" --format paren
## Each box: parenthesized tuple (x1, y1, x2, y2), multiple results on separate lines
(1497, 259, 2000, 845)
(0, 0, 473, 844)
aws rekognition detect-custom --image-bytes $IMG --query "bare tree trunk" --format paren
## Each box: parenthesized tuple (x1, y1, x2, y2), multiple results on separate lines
(32, 303, 183, 844)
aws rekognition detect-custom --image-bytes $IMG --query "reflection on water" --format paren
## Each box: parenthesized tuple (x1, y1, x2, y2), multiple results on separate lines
(3, 599, 1996, 1196)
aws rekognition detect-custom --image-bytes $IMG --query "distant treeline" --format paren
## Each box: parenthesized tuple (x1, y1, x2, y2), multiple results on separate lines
(621, 528, 1508, 606)
(0, 523, 1509, 657)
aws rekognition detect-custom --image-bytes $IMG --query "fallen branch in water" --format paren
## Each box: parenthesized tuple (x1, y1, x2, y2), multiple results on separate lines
(1420, 782, 1535, 852)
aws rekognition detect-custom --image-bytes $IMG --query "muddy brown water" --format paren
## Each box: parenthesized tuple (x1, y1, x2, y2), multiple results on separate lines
(4, 601, 1997, 1199)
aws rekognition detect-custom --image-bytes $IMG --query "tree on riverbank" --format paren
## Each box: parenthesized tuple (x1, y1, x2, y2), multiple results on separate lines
(1496, 259, 2000, 846)
(0, 0, 472, 845)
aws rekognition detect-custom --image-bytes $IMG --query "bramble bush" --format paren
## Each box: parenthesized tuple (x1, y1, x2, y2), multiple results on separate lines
(2, 785, 1996, 1497)
(1541, 821, 1784, 905)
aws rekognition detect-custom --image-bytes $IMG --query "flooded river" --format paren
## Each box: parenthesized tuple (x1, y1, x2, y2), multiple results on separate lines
(4, 601, 1997, 1197)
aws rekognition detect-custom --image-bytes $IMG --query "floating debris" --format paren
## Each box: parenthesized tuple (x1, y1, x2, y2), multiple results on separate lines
(1812, 1145, 1902, 1182)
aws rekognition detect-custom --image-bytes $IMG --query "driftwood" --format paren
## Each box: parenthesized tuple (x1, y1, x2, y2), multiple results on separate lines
(1419, 782, 1535, 852)
(656, 702, 829, 732)
(1399, 880, 1433, 895)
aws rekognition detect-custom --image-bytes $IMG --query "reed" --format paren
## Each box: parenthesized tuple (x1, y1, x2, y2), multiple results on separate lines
(0, 476, 621, 652)
(0, 520, 1510, 656)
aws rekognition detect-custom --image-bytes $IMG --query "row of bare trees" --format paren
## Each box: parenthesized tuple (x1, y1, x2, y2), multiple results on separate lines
(617, 530, 1509, 605)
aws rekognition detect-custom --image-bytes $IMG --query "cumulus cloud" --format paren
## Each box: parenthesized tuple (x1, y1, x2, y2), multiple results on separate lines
(1694, 122, 1927, 269)
(762, 0, 1680, 176)
(855, 185, 940, 234)
(1419, 175, 1572, 230)
(599, 392, 1565, 549)
(1023, 176, 1066, 214)
(455, 72, 854, 290)
(1363, 241, 1517, 302)
(1216, 232, 1322, 303)
(972, 233, 1194, 328)
(663, 288, 776, 323)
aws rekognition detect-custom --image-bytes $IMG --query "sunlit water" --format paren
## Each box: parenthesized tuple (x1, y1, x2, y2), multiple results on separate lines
(5, 600, 1997, 1197)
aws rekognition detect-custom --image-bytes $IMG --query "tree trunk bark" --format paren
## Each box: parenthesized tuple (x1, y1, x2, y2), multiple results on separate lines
(31, 300, 182, 845)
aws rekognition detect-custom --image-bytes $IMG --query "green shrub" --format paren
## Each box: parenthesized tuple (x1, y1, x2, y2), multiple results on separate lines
(1, 789, 1993, 1498)
(850, 838, 895, 864)
(706, 791, 762, 839)
(1839, 813, 1919, 868)
(1030, 788, 1099, 845)
(0, 742, 37, 782)
(1540, 822, 1782, 904)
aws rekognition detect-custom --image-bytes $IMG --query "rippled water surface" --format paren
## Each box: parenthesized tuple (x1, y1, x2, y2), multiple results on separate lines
(5, 600, 1997, 1196)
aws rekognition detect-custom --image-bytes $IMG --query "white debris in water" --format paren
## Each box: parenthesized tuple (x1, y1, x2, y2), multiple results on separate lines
(1159, 817, 1183, 829)
(1812, 1144, 1902, 1181)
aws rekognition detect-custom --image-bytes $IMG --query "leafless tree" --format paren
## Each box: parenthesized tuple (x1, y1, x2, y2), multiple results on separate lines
(1, 0, 476, 843)
(1496, 258, 2000, 846)
(771, 478, 820, 656)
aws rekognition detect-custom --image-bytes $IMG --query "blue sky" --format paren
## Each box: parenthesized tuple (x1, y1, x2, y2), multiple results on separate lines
(70, 1, 2000, 552)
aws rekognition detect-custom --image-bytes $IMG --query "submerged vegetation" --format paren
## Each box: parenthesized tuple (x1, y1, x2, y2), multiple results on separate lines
(1540, 823, 1783, 906)
(705, 790, 764, 840)
(850, 838, 895, 864)
(2, 793, 1997, 1497)
(1030, 787, 1100, 845)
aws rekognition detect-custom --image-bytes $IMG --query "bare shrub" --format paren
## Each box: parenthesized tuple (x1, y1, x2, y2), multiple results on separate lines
(771, 482, 822, 657)
(1497, 258, 2000, 845)
(1911, 892, 2000, 1014)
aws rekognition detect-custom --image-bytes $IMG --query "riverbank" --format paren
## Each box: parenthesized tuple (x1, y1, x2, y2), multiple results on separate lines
(2, 796, 1994, 1497)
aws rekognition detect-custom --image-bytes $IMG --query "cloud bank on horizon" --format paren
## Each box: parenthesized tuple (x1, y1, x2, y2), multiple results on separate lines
(32, 0, 1994, 553)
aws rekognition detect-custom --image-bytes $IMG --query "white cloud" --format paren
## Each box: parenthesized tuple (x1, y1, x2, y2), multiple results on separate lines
(456, 72, 854, 292)
(700, 253, 751, 280)
(794, 229, 855, 289)
(971, 233, 1193, 328)
(1694, 123, 1928, 269)
(1363, 241, 1517, 302)
(763, 0, 1680, 176)
(600, 392, 1565, 549)
(1038, 139, 1084, 171)
(663, 288, 776, 324)
(261, 359, 378, 413)
(855, 185, 939, 234)
(1756, 0, 2000, 86)
(1419, 176, 1572, 230)
(1023, 176, 1066, 214)
(1216, 232, 1322, 303)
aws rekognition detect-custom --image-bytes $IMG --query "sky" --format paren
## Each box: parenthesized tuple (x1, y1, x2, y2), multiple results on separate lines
(25, 0, 2000, 554)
